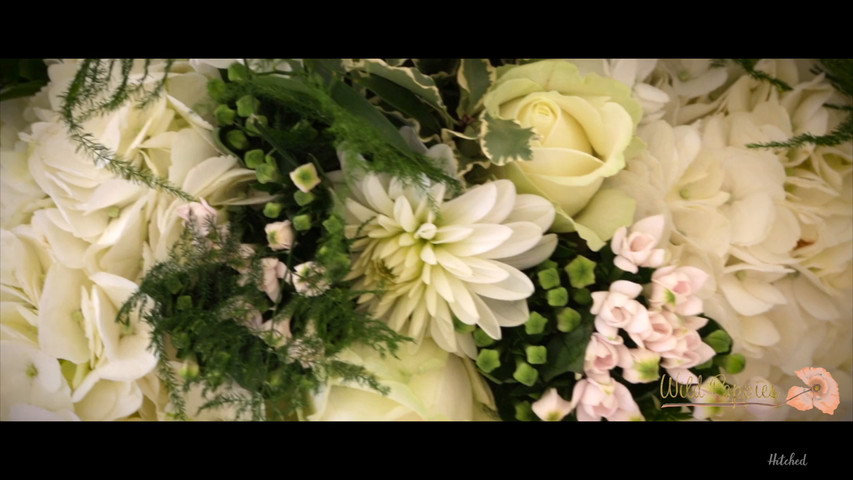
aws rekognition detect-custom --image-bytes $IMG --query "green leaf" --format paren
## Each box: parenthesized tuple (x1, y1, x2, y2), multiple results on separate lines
(542, 316, 593, 381)
(479, 113, 535, 165)
(353, 73, 442, 134)
(347, 59, 454, 126)
(457, 58, 495, 117)
(328, 80, 412, 153)
(703, 330, 732, 354)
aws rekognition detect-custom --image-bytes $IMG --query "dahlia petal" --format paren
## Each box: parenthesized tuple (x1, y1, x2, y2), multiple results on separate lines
(434, 248, 473, 278)
(432, 225, 474, 244)
(444, 224, 513, 257)
(472, 294, 501, 340)
(499, 234, 558, 271)
(430, 267, 455, 303)
(393, 196, 417, 232)
(440, 182, 497, 225)
(363, 175, 395, 213)
(468, 263, 534, 301)
(504, 193, 557, 231)
(481, 297, 529, 328)
(477, 180, 516, 225)
(482, 222, 543, 260)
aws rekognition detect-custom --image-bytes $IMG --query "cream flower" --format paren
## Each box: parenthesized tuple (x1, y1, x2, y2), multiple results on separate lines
(265, 220, 295, 251)
(306, 338, 496, 421)
(343, 174, 556, 356)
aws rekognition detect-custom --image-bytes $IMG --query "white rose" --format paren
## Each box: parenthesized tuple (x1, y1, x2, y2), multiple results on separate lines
(306, 338, 496, 421)
(484, 60, 644, 249)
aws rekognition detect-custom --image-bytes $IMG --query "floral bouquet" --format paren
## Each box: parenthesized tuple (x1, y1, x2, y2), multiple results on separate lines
(1, 58, 849, 421)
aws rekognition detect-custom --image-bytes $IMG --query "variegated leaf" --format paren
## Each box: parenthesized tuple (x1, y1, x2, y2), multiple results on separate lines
(347, 59, 455, 126)
(457, 59, 495, 117)
(479, 113, 535, 166)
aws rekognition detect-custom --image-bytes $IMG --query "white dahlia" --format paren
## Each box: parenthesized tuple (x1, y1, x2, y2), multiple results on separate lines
(343, 174, 557, 357)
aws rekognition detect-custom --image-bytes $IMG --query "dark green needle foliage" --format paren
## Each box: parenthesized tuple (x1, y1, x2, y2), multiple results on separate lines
(117, 213, 407, 420)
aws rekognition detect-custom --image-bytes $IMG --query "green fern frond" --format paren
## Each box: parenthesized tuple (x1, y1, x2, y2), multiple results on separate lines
(59, 59, 193, 201)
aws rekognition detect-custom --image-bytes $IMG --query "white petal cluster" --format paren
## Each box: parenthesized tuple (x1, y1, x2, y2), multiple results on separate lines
(605, 59, 852, 420)
(344, 174, 556, 356)
(0, 60, 263, 421)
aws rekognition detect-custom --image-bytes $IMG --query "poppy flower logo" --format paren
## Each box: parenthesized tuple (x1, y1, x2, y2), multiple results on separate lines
(785, 367, 840, 415)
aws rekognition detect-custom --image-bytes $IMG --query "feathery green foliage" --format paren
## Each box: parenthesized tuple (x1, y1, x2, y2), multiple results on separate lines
(732, 58, 794, 92)
(210, 63, 461, 196)
(58, 59, 194, 201)
(726, 58, 853, 151)
(117, 210, 408, 420)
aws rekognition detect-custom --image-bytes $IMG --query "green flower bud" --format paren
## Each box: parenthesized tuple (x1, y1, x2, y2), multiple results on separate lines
(537, 268, 561, 290)
(227, 62, 250, 82)
(179, 355, 200, 380)
(566, 255, 596, 288)
(295, 190, 316, 207)
(538, 259, 558, 270)
(716, 353, 746, 374)
(214, 104, 236, 126)
(207, 78, 228, 102)
(292, 214, 312, 231)
(236, 95, 260, 117)
(694, 359, 714, 370)
(244, 149, 265, 169)
(476, 349, 501, 373)
(572, 287, 592, 305)
(473, 328, 495, 347)
(556, 307, 581, 332)
(525, 311, 548, 335)
(322, 216, 343, 234)
(255, 163, 281, 184)
(703, 330, 732, 354)
(513, 361, 539, 387)
(225, 129, 249, 151)
(176, 295, 193, 311)
(107, 206, 120, 218)
(514, 401, 537, 421)
(245, 115, 268, 136)
(526, 345, 547, 365)
(263, 202, 284, 219)
(547, 287, 569, 307)
(165, 277, 183, 295)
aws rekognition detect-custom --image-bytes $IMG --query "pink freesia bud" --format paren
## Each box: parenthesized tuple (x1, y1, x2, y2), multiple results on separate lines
(584, 333, 632, 382)
(649, 265, 709, 316)
(660, 328, 715, 380)
(590, 280, 650, 340)
(611, 215, 666, 273)
(569, 374, 644, 422)
(621, 348, 661, 384)
(531, 388, 574, 422)
(261, 257, 289, 302)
